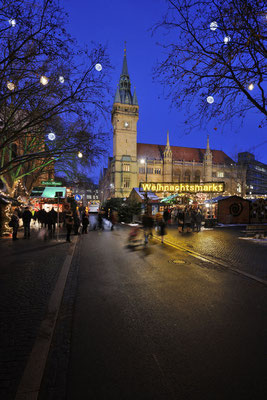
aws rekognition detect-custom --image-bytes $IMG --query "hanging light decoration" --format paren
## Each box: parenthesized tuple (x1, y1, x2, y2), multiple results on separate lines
(48, 132, 56, 141)
(40, 75, 49, 85)
(58, 76, 65, 83)
(207, 96, 214, 104)
(224, 36, 231, 44)
(248, 83, 254, 91)
(7, 81, 15, 91)
(210, 21, 218, 31)
(95, 63, 102, 71)
(9, 19, 16, 27)
(77, 151, 83, 158)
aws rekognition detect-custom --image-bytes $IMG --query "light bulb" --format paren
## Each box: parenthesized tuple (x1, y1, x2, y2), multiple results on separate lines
(59, 76, 64, 83)
(7, 81, 15, 91)
(207, 96, 214, 104)
(95, 63, 102, 71)
(40, 76, 49, 85)
(78, 152, 83, 158)
(210, 21, 218, 31)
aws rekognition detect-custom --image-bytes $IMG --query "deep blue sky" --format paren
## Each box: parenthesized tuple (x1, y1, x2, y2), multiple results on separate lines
(63, 0, 266, 182)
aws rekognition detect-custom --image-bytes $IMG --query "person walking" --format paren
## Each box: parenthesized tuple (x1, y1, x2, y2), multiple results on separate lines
(65, 212, 74, 242)
(47, 208, 57, 239)
(195, 209, 203, 232)
(82, 212, 89, 234)
(183, 207, 192, 233)
(22, 207, 32, 239)
(177, 208, 184, 233)
(10, 210, 20, 241)
(158, 215, 166, 243)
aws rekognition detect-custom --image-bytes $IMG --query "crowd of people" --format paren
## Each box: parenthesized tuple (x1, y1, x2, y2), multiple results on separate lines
(8, 206, 117, 242)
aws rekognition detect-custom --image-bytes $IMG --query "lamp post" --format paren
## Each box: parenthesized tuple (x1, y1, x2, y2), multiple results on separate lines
(140, 158, 147, 182)
(140, 158, 148, 213)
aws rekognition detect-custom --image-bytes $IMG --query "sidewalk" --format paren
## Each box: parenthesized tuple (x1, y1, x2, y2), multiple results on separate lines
(159, 223, 267, 281)
(0, 225, 77, 400)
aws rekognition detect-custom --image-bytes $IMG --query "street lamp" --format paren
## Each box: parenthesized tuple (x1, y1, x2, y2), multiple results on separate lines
(140, 158, 147, 182)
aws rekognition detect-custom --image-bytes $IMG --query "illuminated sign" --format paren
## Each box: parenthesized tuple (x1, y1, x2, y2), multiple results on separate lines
(139, 182, 225, 193)
(41, 180, 62, 186)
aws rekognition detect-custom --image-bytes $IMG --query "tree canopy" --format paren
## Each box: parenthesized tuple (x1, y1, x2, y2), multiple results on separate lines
(153, 0, 267, 131)
(0, 0, 112, 193)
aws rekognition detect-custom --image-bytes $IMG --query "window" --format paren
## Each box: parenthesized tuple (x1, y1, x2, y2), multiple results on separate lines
(147, 167, 153, 174)
(123, 163, 130, 172)
(185, 170, 190, 182)
(139, 167, 145, 174)
(87, 195, 92, 199)
(217, 171, 224, 178)
(123, 178, 130, 188)
(154, 168, 161, 174)
(194, 171, 201, 182)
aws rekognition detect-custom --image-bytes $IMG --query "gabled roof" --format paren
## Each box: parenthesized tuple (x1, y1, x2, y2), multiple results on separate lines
(137, 143, 234, 164)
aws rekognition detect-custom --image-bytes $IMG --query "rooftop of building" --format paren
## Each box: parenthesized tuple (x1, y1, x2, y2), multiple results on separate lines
(137, 143, 234, 164)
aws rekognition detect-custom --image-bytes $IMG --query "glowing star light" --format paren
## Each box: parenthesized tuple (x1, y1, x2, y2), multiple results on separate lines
(224, 36, 231, 44)
(7, 81, 15, 91)
(9, 19, 16, 27)
(210, 21, 218, 31)
(77, 152, 83, 158)
(95, 63, 102, 72)
(40, 75, 49, 85)
(48, 132, 56, 141)
(58, 76, 64, 83)
(248, 83, 254, 91)
(207, 96, 214, 104)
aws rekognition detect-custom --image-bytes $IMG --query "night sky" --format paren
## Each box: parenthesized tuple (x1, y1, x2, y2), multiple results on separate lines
(63, 0, 266, 182)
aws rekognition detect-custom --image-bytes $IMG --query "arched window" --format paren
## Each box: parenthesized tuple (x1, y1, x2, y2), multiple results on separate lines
(184, 170, 190, 182)
(173, 168, 181, 182)
(194, 170, 201, 182)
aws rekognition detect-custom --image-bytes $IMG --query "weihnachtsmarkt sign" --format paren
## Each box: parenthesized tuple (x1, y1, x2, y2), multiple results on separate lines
(139, 182, 225, 193)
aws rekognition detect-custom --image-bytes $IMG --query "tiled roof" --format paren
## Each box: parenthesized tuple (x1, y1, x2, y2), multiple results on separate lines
(137, 143, 234, 164)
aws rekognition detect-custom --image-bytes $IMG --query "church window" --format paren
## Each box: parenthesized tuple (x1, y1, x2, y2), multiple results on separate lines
(123, 163, 130, 172)
(123, 178, 130, 188)
(154, 168, 161, 174)
(139, 167, 145, 174)
(217, 171, 224, 178)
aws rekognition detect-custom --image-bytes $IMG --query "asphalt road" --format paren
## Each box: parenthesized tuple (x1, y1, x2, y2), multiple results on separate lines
(65, 227, 267, 400)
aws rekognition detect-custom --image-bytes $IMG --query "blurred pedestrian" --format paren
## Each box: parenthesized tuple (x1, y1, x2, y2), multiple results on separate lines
(110, 210, 118, 231)
(9, 210, 20, 241)
(22, 207, 32, 239)
(158, 215, 166, 243)
(82, 212, 89, 234)
(142, 213, 154, 244)
(47, 207, 57, 238)
(184, 207, 192, 233)
(177, 208, 184, 233)
(65, 212, 74, 242)
(97, 211, 103, 231)
(195, 209, 202, 232)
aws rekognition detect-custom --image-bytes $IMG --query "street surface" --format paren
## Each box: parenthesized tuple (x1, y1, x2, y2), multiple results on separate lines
(0, 224, 267, 399)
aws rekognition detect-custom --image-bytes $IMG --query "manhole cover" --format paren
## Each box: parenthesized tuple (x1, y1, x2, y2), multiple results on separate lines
(170, 259, 187, 264)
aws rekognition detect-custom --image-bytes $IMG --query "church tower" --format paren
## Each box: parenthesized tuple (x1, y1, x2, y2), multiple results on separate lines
(163, 131, 173, 182)
(111, 47, 139, 198)
(203, 135, 213, 181)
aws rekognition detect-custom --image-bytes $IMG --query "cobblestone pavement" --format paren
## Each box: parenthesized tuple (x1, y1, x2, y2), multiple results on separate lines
(0, 227, 74, 400)
(163, 225, 267, 281)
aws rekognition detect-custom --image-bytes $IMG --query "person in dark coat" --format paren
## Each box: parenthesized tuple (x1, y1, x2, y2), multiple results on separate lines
(22, 207, 32, 239)
(195, 210, 203, 232)
(158, 215, 166, 243)
(10, 210, 20, 241)
(177, 208, 184, 233)
(65, 212, 74, 242)
(47, 208, 57, 238)
(142, 213, 154, 244)
(82, 212, 89, 234)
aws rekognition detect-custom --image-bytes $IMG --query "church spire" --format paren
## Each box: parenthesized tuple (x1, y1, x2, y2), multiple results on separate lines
(133, 86, 138, 105)
(164, 130, 172, 159)
(206, 134, 210, 152)
(113, 44, 134, 105)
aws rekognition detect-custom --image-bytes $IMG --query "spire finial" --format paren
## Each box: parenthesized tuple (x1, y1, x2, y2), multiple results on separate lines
(207, 134, 210, 151)
(124, 41, 127, 54)
(167, 130, 170, 147)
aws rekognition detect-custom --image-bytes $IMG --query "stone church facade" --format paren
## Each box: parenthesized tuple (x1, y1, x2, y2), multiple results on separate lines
(99, 50, 246, 203)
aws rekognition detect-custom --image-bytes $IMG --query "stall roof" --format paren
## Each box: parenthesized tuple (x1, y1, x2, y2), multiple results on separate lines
(133, 188, 160, 201)
(160, 193, 179, 203)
